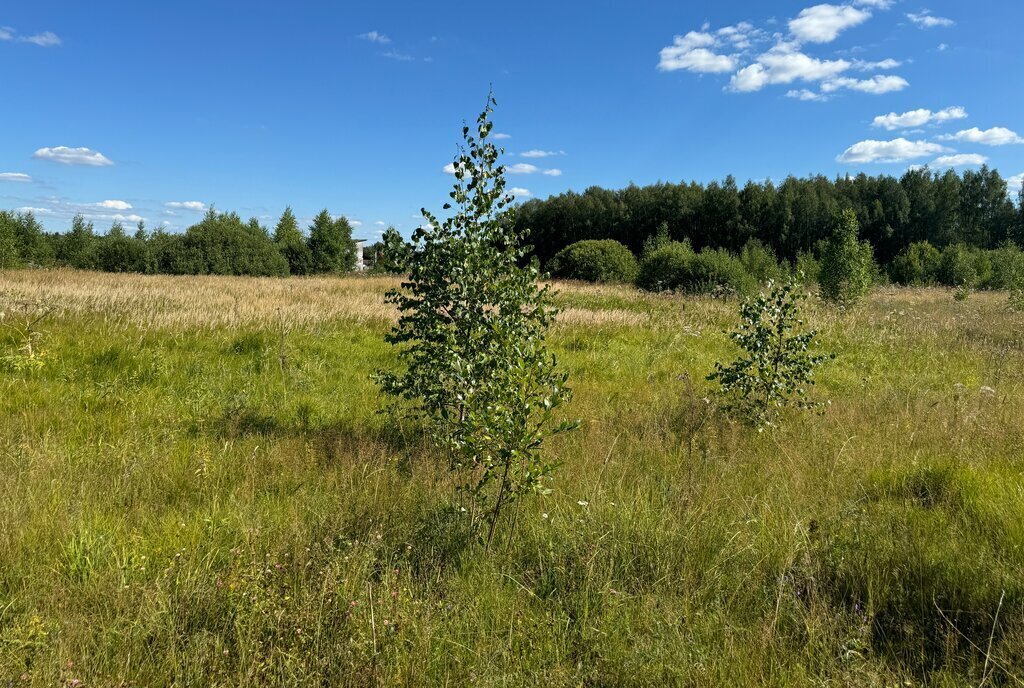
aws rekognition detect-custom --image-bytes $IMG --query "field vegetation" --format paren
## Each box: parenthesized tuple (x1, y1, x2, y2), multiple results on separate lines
(1, 268, 1023, 686)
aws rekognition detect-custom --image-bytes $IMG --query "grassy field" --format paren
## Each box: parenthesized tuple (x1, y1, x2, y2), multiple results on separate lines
(1, 269, 1023, 686)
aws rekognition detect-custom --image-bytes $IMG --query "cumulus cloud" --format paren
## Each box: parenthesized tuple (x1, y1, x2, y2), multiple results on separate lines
(94, 200, 132, 210)
(1008, 173, 1024, 196)
(164, 201, 207, 212)
(907, 12, 954, 28)
(820, 74, 909, 94)
(938, 127, 1024, 146)
(872, 106, 968, 130)
(0, 172, 32, 183)
(507, 163, 541, 174)
(33, 146, 113, 166)
(493, 133, 512, 140)
(358, 31, 391, 44)
(730, 44, 850, 92)
(542, 169, 563, 177)
(442, 162, 458, 175)
(658, 31, 739, 73)
(837, 138, 949, 163)
(931, 153, 988, 167)
(789, 4, 872, 43)
(508, 187, 532, 198)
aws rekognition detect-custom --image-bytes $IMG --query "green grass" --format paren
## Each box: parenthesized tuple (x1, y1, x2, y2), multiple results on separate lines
(1, 272, 1023, 686)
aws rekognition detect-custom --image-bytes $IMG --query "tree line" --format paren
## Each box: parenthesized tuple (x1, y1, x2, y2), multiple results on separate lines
(515, 167, 1024, 270)
(0, 207, 373, 276)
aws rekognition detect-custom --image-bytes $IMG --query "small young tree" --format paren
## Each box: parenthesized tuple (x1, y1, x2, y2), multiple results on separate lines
(708, 278, 832, 429)
(377, 94, 574, 545)
(819, 209, 874, 307)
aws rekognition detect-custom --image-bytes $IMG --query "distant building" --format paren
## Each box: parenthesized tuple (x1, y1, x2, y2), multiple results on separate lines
(354, 239, 366, 270)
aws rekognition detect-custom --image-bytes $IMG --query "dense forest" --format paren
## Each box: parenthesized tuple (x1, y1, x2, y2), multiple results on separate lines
(2, 167, 1023, 288)
(515, 166, 1024, 266)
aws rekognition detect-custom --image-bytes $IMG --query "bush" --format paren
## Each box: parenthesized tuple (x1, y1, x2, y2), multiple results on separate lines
(986, 243, 1024, 290)
(548, 239, 639, 283)
(636, 241, 695, 292)
(739, 239, 786, 283)
(637, 242, 754, 295)
(819, 209, 874, 307)
(938, 244, 978, 288)
(890, 241, 941, 286)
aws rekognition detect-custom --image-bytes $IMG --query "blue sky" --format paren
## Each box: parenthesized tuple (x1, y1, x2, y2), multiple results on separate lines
(2, 0, 1022, 239)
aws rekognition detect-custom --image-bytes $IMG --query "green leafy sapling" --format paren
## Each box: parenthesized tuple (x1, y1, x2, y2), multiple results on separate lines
(819, 208, 874, 308)
(708, 277, 832, 430)
(376, 93, 575, 546)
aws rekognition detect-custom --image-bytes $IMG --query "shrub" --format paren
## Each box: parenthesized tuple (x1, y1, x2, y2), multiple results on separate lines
(987, 242, 1024, 290)
(637, 242, 754, 295)
(377, 95, 575, 546)
(739, 239, 786, 284)
(548, 239, 639, 283)
(938, 244, 978, 288)
(795, 251, 821, 285)
(636, 241, 695, 292)
(819, 209, 874, 307)
(890, 241, 941, 286)
(708, 278, 831, 429)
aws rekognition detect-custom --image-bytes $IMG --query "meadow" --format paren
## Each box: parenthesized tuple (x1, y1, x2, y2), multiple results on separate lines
(1, 269, 1022, 686)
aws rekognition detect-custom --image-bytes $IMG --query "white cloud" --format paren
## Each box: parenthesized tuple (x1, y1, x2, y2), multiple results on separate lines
(520, 150, 565, 158)
(939, 127, 1024, 146)
(381, 50, 414, 61)
(821, 74, 909, 94)
(109, 213, 145, 224)
(837, 138, 949, 163)
(872, 106, 968, 130)
(852, 58, 901, 70)
(358, 31, 391, 44)
(33, 146, 113, 166)
(543, 169, 563, 176)
(507, 163, 540, 174)
(508, 187, 532, 198)
(938, 43, 949, 51)
(854, 0, 893, 7)
(1007, 173, 1024, 196)
(20, 31, 61, 47)
(730, 44, 850, 92)
(94, 200, 132, 210)
(442, 162, 457, 174)
(658, 31, 738, 73)
(15, 206, 52, 215)
(164, 201, 207, 212)
(493, 133, 512, 140)
(786, 88, 829, 101)
(789, 4, 872, 43)
(374, 220, 386, 226)
(346, 217, 363, 228)
(907, 12, 954, 28)
(931, 153, 989, 167)
(0, 27, 61, 46)
(0, 172, 32, 183)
